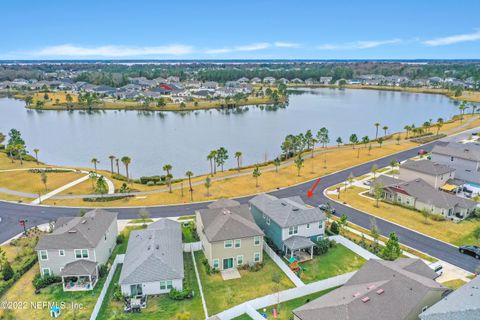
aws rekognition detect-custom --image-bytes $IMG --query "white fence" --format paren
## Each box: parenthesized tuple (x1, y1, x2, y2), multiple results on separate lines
(263, 243, 305, 287)
(329, 235, 381, 260)
(90, 254, 125, 320)
(215, 271, 354, 320)
(183, 241, 203, 252)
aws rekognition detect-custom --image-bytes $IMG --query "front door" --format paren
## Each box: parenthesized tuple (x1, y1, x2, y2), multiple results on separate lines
(223, 258, 234, 270)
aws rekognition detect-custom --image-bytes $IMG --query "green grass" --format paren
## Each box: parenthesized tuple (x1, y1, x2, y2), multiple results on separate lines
(182, 222, 199, 243)
(298, 244, 367, 284)
(195, 251, 295, 315)
(178, 215, 195, 221)
(441, 279, 467, 290)
(128, 218, 154, 224)
(97, 253, 205, 320)
(232, 314, 253, 320)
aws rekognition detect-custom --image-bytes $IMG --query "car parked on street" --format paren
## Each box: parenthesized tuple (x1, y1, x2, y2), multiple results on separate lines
(459, 245, 480, 259)
(318, 203, 336, 215)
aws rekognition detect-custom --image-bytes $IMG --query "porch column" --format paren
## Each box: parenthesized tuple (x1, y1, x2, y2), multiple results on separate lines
(89, 275, 92, 288)
(310, 246, 313, 260)
(62, 276, 66, 290)
(290, 248, 294, 259)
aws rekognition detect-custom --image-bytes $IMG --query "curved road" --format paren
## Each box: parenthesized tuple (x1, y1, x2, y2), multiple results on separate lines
(1, 129, 479, 272)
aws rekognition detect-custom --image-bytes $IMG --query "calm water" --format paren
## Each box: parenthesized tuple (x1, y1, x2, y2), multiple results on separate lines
(0, 88, 458, 177)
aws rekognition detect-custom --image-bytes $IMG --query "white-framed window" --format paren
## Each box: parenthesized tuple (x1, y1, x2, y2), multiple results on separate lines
(266, 217, 271, 225)
(254, 236, 261, 246)
(254, 252, 261, 262)
(160, 281, 166, 290)
(75, 249, 89, 259)
(237, 255, 244, 266)
(288, 226, 298, 235)
(58, 249, 65, 256)
(213, 259, 219, 269)
(42, 268, 51, 277)
(318, 221, 323, 229)
(224, 240, 233, 248)
(234, 239, 241, 248)
(306, 223, 310, 229)
(317, 235, 323, 241)
(166, 280, 173, 289)
(39, 250, 48, 261)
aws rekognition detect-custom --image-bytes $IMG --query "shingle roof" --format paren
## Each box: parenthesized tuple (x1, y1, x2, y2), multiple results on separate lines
(119, 219, 184, 285)
(197, 204, 264, 242)
(283, 236, 315, 250)
(207, 198, 241, 209)
(420, 276, 480, 320)
(372, 175, 404, 187)
(293, 259, 449, 320)
(36, 209, 117, 250)
(249, 194, 326, 228)
(400, 160, 455, 175)
(60, 260, 97, 276)
(432, 142, 480, 162)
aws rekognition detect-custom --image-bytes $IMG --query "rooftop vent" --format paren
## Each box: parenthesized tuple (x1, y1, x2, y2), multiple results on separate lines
(361, 297, 370, 303)
(367, 285, 376, 290)
(68, 229, 77, 233)
(352, 292, 361, 297)
(156, 244, 160, 249)
(292, 208, 299, 211)
(81, 220, 86, 224)
(147, 245, 151, 250)
(376, 289, 384, 295)
(281, 203, 287, 206)
(222, 208, 230, 215)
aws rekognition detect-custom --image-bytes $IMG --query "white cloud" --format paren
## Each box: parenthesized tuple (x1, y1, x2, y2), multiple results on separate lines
(424, 31, 480, 46)
(274, 41, 301, 48)
(33, 44, 194, 57)
(317, 38, 402, 50)
(205, 42, 271, 54)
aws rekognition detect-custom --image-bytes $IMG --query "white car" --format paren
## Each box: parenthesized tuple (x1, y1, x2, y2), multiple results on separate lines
(429, 262, 443, 279)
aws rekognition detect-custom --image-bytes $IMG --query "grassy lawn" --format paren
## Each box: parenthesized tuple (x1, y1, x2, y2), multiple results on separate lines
(441, 279, 467, 290)
(329, 186, 480, 246)
(181, 221, 199, 243)
(298, 244, 366, 284)
(195, 251, 294, 315)
(0, 169, 84, 194)
(97, 252, 204, 320)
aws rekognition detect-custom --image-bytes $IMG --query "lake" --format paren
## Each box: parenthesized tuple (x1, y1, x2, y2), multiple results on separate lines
(0, 88, 458, 177)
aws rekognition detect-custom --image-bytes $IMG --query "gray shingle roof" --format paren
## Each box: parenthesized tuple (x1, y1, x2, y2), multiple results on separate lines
(283, 236, 315, 250)
(36, 209, 117, 250)
(400, 160, 455, 175)
(432, 142, 480, 162)
(119, 219, 184, 285)
(197, 204, 264, 242)
(420, 276, 480, 320)
(372, 175, 404, 187)
(249, 194, 326, 228)
(60, 260, 97, 276)
(207, 198, 241, 209)
(293, 259, 448, 320)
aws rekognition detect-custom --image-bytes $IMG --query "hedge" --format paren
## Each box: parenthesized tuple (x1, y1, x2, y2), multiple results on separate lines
(83, 195, 133, 202)
(0, 255, 37, 297)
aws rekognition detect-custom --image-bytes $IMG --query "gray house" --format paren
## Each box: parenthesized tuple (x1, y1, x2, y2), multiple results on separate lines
(420, 275, 480, 320)
(399, 160, 455, 189)
(431, 142, 480, 184)
(293, 259, 450, 320)
(119, 219, 184, 296)
(35, 209, 118, 291)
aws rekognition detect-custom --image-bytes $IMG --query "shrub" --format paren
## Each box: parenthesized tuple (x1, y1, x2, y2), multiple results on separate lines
(111, 173, 128, 181)
(116, 234, 125, 244)
(330, 221, 340, 234)
(139, 175, 164, 184)
(430, 214, 446, 221)
(249, 262, 264, 272)
(146, 181, 155, 186)
(168, 287, 192, 300)
(2, 262, 14, 281)
(32, 274, 61, 290)
(98, 264, 108, 278)
(313, 238, 330, 256)
(83, 195, 133, 202)
(112, 283, 124, 301)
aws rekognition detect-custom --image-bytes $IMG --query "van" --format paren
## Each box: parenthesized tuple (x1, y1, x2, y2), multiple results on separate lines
(429, 262, 443, 278)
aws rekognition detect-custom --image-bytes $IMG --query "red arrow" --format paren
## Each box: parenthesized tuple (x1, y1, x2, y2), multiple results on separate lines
(307, 178, 321, 198)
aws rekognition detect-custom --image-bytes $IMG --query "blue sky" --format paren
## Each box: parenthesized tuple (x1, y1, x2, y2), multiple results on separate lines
(2, 0, 480, 59)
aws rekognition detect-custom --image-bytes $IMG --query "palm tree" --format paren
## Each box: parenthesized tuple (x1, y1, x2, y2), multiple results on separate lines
(435, 123, 443, 135)
(15, 144, 25, 165)
(205, 177, 212, 196)
(471, 104, 477, 115)
(371, 164, 378, 179)
(234, 151, 242, 172)
(33, 148, 40, 164)
(382, 126, 389, 137)
(163, 164, 172, 176)
(207, 150, 217, 176)
(252, 166, 261, 187)
(294, 156, 304, 177)
(389, 159, 398, 178)
(108, 155, 116, 173)
(273, 158, 281, 173)
(186, 171, 194, 201)
(404, 125, 411, 139)
(40, 171, 48, 192)
(121, 156, 131, 181)
(91, 158, 99, 173)
(374, 123, 380, 139)
(115, 158, 120, 174)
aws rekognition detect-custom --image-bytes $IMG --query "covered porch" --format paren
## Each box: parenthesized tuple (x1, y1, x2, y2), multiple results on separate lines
(283, 235, 314, 262)
(61, 260, 98, 291)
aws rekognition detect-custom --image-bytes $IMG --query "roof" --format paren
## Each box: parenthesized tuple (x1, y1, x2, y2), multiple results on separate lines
(283, 236, 315, 250)
(400, 160, 455, 176)
(383, 178, 476, 210)
(119, 219, 184, 285)
(293, 259, 449, 320)
(432, 142, 480, 162)
(372, 175, 404, 187)
(36, 209, 117, 250)
(197, 204, 264, 242)
(60, 260, 97, 276)
(420, 276, 480, 320)
(249, 194, 326, 228)
(207, 198, 241, 209)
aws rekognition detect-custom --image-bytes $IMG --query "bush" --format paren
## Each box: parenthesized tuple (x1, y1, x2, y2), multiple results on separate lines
(430, 214, 446, 221)
(111, 173, 128, 181)
(2, 262, 14, 281)
(32, 273, 61, 290)
(112, 283, 124, 301)
(313, 238, 331, 256)
(98, 264, 108, 278)
(249, 262, 264, 272)
(168, 287, 192, 300)
(116, 234, 125, 244)
(83, 195, 133, 202)
(330, 221, 340, 234)
(139, 175, 164, 184)
(146, 181, 155, 186)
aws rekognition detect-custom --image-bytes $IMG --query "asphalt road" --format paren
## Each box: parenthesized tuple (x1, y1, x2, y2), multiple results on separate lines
(1, 129, 479, 272)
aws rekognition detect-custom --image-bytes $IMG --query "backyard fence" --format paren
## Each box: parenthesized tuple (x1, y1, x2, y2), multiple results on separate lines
(90, 254, 125, 320)
(263, 243, 305, 287)
(183, 241, 203, 252)
(329, 235, 380, 260)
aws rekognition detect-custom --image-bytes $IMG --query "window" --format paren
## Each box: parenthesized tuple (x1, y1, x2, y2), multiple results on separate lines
(422, 306, 429, 312)
(317, 235, 323, 241)
(254, 236, 261, 246)
(75, 249, 89, 259)
(306, 223, 310, 229)
(160, 281, 166, 290)
(237, 255, 244, 266)
(318, 221, 323, 229)
(213, 259, 219, 269)
(450, 156, 454, 161)
(42, 268, 51, 277)
(254, 252, 261, 262)
(224, 240, 233, 248)
(234, 239, 241, 248)
(39, 250, 48, 261)
(288, 226, 298, 235)
(166, 280, 173, 289)
(266, 217, 271, 225)
(58, 250, 65, 257)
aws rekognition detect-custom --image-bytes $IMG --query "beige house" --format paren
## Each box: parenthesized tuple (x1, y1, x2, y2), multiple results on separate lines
(196, 199, 264, 270)
(399, 160, 455, 189)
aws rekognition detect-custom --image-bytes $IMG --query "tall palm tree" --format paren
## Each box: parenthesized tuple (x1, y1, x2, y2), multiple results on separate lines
(163, 164, 172, 176)
(207, 150, 217, 176)
(374, 123, 380, 139)
(186, 171, 194, 201)
(234, 151, 242, 172)
(435, 123, 443, 135)
(108, 155, 116, 174)
(91, 158, 99, 173)
(33, 148, 40, 164)
(382, 125, 389, 137)
(252, 166, 261, 187)
(121, 156, 131, 181)
(115, 158, 120, 174)
(403, 125, 411, 139)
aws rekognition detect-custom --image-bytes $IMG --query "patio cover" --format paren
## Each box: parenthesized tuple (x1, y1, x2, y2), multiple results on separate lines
(440, 183, 457, 192)
(283, 236, 315, 251)
(60, 260, 97, 277)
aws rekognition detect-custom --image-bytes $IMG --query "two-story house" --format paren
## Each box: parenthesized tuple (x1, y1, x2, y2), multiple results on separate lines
(35, 209, 118, 291)
(431, 142, 480, 184)
(196, 200, 264, 271)
(399, 160, 455, 189)
(249, 194, 326, 260)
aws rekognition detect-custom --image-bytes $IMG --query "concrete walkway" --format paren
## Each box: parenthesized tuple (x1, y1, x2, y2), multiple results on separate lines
(30, 173, 91, 204)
